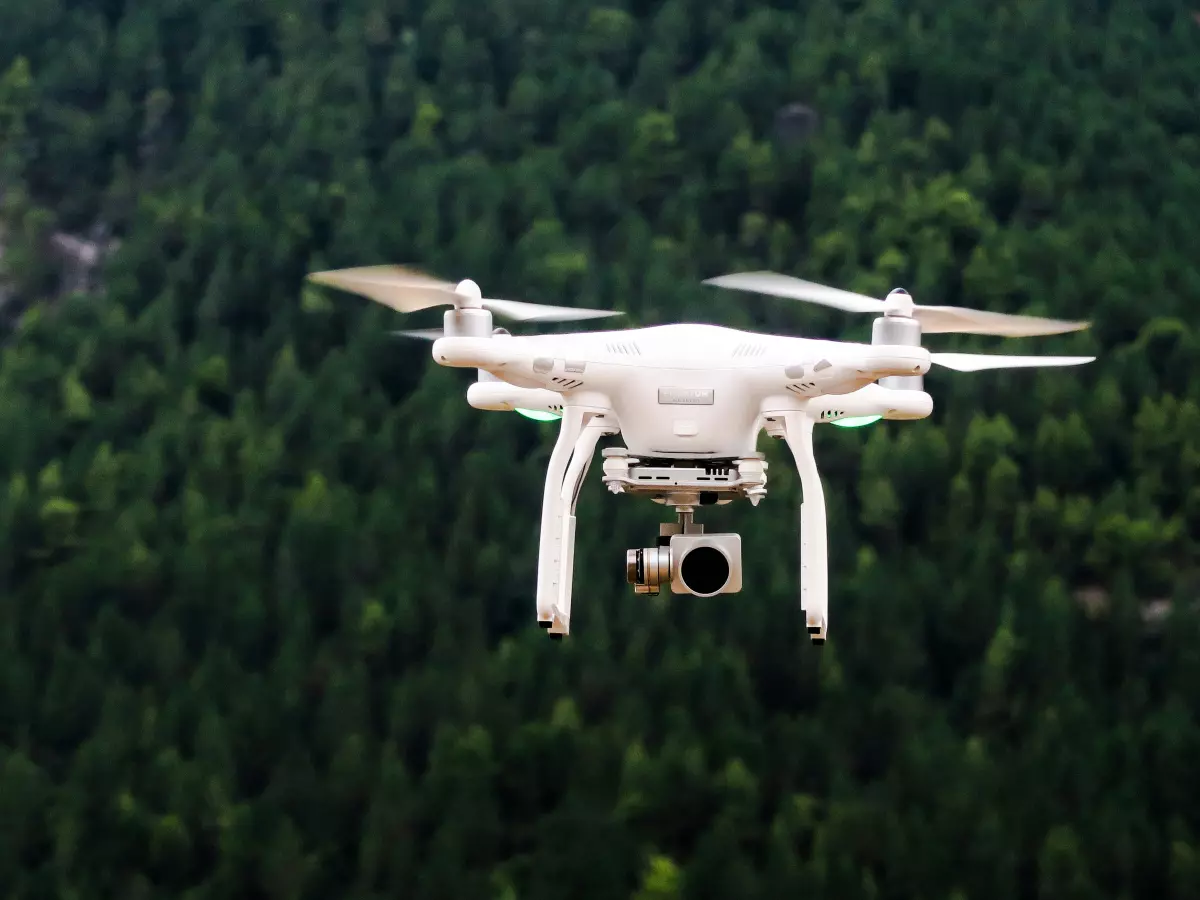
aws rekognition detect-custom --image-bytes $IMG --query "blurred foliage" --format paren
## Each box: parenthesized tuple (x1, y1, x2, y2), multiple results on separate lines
(2, 0, 1200, 897)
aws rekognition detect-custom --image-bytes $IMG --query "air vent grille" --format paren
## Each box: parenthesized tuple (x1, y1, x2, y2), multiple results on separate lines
(732, 343, 767, 358)
(606, 341, 642, 355)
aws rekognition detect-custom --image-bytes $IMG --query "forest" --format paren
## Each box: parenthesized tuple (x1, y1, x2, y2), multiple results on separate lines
(2, 0, 1200, 897)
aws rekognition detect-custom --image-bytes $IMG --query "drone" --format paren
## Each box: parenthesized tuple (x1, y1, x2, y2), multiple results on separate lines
(307, 266, 1094, 645)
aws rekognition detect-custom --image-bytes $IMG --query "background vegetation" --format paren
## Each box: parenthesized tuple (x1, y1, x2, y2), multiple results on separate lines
(2, 0, 1199, 897)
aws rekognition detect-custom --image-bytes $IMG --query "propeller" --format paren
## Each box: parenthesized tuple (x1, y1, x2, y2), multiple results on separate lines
(703, 271, 1089, 337)
(307, 265, 620, 322)
(930, 352, 1095, 372)
(388, 328, 444, 341)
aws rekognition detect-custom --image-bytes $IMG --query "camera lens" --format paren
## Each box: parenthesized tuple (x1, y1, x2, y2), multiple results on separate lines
(626, 549, 641, 584)
(679, 545, 730, 595)
(628, 547, 670, 588)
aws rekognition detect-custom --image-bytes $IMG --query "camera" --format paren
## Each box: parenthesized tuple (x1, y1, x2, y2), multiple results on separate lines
(626, 532, 742, 597)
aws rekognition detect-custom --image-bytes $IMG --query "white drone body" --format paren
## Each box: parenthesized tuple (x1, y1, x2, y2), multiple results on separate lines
(308, 266, 1094, 645)
(442, 323, 931, 456)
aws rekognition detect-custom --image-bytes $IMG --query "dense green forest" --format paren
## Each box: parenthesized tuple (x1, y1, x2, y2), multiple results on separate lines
(3, 0, 1200, 897)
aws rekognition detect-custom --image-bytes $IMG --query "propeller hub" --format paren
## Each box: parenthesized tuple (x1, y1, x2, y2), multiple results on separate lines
(882, 288, 914, 317)
(455, 278, 483, 306)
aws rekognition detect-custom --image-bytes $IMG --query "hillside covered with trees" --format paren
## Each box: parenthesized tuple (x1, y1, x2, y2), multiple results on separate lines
(2, 0, 1200, 897)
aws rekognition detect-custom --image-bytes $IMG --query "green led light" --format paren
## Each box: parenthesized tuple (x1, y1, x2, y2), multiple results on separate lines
(830, 414, 882, 428)
(515, 408, 562, 422)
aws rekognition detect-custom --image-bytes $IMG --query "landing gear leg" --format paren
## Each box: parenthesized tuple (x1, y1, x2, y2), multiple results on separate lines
(778, 411, 828, 644)
(536, 407, 616, 638)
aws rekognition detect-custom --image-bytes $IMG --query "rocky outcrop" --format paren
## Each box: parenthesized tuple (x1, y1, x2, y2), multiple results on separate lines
(47, 225, 117, 296)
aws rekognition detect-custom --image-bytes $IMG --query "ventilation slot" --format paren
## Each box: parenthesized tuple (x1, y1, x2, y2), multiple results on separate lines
(606, 342, 642, 355)
(786, 381, 819, 395)
(732, 343, 767, 358)
(551, 377, 584, 390)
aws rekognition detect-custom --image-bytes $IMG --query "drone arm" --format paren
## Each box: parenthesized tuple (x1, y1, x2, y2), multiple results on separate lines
(466, 381, 564, 415)
(806, 383, 933, 423)
(433, 336, 559, 391)
(776, 410, 828, 642)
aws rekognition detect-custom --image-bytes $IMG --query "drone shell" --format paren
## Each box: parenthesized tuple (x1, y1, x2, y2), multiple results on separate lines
(433, 323, 930, 458)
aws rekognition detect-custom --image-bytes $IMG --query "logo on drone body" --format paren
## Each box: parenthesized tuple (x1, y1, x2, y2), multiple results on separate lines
(658, 387, 714, 406)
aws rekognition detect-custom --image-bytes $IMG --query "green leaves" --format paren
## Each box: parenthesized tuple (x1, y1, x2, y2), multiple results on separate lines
(0, 1, 1198, 898)
(633, 854, 683, 900)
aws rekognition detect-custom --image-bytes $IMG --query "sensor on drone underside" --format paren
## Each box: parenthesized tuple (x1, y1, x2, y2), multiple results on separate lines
(601, 448, 769, 506)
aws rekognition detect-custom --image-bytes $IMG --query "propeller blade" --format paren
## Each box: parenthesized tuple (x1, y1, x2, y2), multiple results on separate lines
(308, 265, 621, 322)
(705, 271, 1091, 337)
(308, 265, 457, 313)
(482, 297, 621, 322)
(388, 328, 444, 340)
(914, 307, 1090, 337)
(930, 352, 1096, 372)
(704, 271, 883, 314)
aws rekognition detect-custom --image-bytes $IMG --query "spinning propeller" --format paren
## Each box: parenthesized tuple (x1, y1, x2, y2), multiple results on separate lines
(307, 265, 619, 323)
(387, 327, 444, 341)
(703, 271, 1095, 374)
(703, 271, 1088, 336)
(307, 265, 621, 421)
